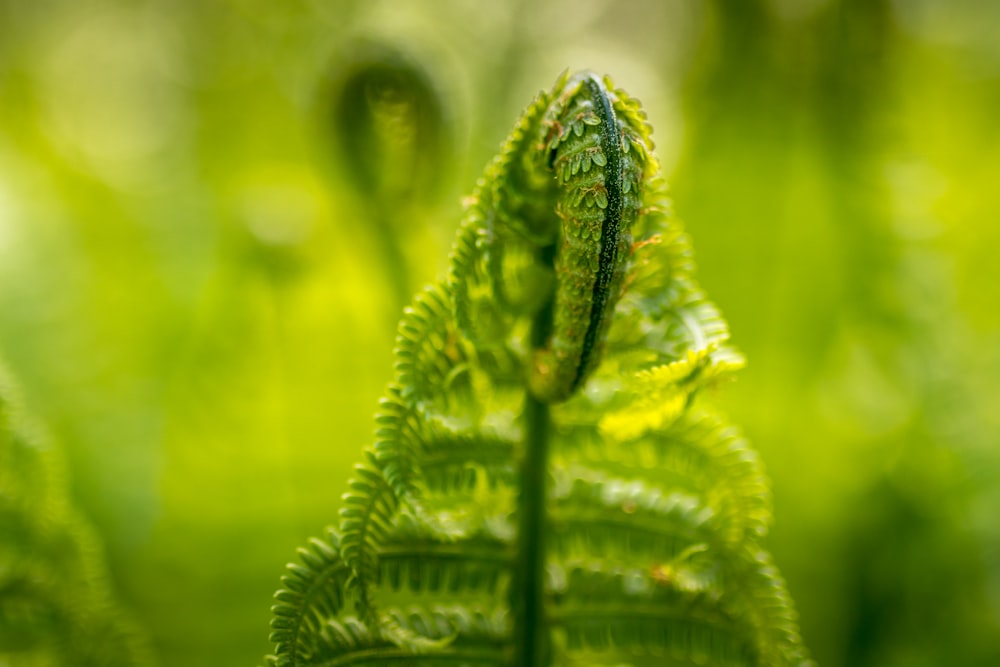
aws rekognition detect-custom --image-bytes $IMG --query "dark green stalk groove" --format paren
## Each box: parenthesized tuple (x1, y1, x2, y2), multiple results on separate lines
(571, 75, 624, 394)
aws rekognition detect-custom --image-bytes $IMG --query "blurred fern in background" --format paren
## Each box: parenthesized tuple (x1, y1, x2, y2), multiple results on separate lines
(1, 367, 151, 665)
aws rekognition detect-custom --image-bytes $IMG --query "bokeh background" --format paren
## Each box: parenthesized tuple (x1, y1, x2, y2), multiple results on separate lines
(1, 0, 999, 665)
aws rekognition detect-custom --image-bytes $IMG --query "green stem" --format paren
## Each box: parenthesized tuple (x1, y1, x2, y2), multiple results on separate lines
(514, 390, 550, 666)
(514, 291, 555, 666)
(372, 203, 412, 315)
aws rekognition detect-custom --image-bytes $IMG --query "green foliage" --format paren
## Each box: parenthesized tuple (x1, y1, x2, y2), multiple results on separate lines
(2, 2, 998, 665)
(265, 72, 810, 667)
(0, 366, 151, 666)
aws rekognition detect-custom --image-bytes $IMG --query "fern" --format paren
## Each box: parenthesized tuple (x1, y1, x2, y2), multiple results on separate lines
(265, 71, 811, 667)
(0, 365, 152, 666)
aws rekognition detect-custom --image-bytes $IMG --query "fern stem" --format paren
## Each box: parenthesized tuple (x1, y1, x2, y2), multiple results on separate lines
(514, 389, 550, 666)
(372, 205, 412, 315)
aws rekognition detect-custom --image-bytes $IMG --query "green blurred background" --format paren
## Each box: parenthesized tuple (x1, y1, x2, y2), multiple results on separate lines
(1, 0, 998, 665)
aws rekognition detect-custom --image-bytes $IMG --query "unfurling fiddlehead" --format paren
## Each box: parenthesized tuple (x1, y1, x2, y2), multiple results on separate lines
(324, 42, 451, 309)
(265, 71, 812, 667)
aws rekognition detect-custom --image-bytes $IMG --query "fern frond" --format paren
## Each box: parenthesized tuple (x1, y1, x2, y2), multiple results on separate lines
(337, 276, 527, 651)
(739, 549, 813, 667)
(268, 528, 352, 664)
(265, 71, 810, 667)
(270, 605, 509, 667)
(0, 365, 151, 666)
(377, 536, 512, 597)
(338, 454, 397, 580)
(418, 435, 517, 495)
(555, 410, 772, 549)
(549, 560, 751, 665)
(372, 283, 518, 519)
(596, 346, 741, 440)
(548, 463, 717, 563)
(547, 547, 810, 667)
(336, 454, 398, 643)
(268, 605, 509, 667)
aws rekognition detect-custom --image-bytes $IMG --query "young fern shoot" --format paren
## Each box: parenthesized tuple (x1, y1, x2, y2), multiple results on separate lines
(265, 71, 812, 667)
